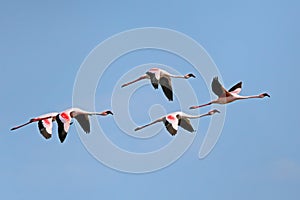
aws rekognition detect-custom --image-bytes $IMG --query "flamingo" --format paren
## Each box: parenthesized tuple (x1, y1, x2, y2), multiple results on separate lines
(134, 109, 220, 136)
(121, 68, 196, 101)
(11, 112, 59, 139)
(190, 77, 270, 109)
(56, 108, 113, 143)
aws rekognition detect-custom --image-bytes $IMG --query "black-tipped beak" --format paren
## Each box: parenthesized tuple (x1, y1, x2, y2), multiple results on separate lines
(264, 93, 270, 98)
(208, 109, 220, 115)
(189, 73, 196, 78)
(189, 106, 198, 109)
(106, 111, 113, 115)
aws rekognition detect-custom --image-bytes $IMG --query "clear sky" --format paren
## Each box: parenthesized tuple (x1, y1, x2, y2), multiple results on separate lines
(1, 0, 299, 199)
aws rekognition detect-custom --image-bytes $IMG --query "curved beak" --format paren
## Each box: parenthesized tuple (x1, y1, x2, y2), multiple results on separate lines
(189, 74, 196, 78)
(105, 110, 114, 115)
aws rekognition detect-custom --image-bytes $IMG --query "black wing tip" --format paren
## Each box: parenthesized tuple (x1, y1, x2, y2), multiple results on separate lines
(43, 134, 51, 139)
(166, 95, 173, 101)
(168, 127, 177, 136)
(163, 86, 173, 101)
(58, 130, 67, 143)
(237, 81, 242, 88)
(160, 85, 173, 101)
(169, 128, 178, 136)
(59, 136, 66, 143)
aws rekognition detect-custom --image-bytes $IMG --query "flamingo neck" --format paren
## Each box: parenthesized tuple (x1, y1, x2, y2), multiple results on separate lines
(183, 113, 210, 119)
(169, 74, 186, 79)
(237, 95, 261, 99)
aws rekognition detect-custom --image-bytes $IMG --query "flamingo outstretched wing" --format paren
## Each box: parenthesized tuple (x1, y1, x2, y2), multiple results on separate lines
(164, 114, 179, 136)
(73, 113, 90, 133)
(159, 76, 173, 101)
(38, 118, 53, 139)
(146, 71, 159, 89)
(178, 118, 194, 132)
(56, 114, 71, 143)
(212, 77, 231, 97)
(228, 81, 242, 94)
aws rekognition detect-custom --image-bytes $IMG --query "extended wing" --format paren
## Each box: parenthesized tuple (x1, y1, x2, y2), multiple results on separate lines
(159, 76, 173, 101)
(178, 117, 194, 133)
(212, 77, 231, 97)
(74, 114, 90, 133)
(38, 118, 53, 139)
(228, 81, 242, 94)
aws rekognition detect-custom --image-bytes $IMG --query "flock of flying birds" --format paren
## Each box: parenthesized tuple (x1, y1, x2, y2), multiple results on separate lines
(11, 67, 270, 142)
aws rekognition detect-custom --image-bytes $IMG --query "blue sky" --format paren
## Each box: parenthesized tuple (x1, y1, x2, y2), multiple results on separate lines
(1, 0, 299, 199)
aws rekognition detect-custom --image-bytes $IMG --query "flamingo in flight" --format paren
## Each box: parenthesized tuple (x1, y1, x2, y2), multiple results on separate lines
(11, 108, 113, 143)
(190, 77, 270, 109)
(11, 112, 59, 139)
(56, 108, 113, 143)
(134, 109, 220, 136)
(121, 68, 196, 101)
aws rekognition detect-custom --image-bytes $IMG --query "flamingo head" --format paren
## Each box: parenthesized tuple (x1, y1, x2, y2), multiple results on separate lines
(260, 93, 270, 98)
(184, 73, 196, 79)
(101, 110, 113, 116)
(208, 109, 220, 115)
